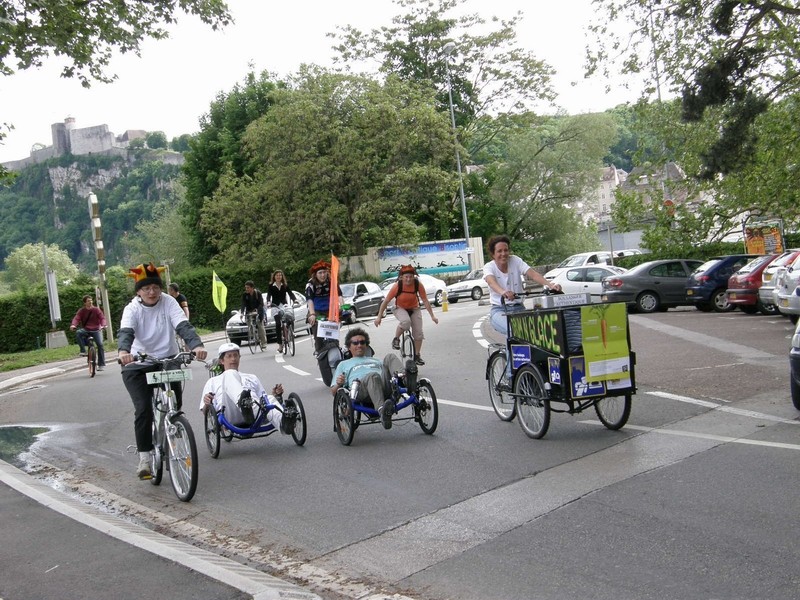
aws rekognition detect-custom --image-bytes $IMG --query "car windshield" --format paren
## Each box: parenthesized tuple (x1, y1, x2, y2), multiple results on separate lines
(340, 284, 356, 296)
(692, 259, 721, 274)
(460, 269, 482, 281)
(558, 255, 589, 268)
(738, 255, 775, 274)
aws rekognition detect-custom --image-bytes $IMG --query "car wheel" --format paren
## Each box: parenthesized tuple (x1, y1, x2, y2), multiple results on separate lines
(449, 297, 459, 303)
(712, 288, 735, 312)
(635, 291, 660, 313)
(695, 302, 713, 312)
(790, 314, 799, 325)
(470, 287, 483, 301)
(434, 290, 443, 306)
(349, 306, 358, 324)
(758, 301, 780, 316)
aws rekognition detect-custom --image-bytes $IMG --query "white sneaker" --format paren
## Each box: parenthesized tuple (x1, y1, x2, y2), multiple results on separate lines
(97, 366, 104, 371)
(136, 454, 152, 479)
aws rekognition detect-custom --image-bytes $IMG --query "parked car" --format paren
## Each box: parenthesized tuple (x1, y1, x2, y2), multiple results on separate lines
(550, 264, 626, 303)
(226, 292, 310, 345)
(685, 254, 760, 312)
(758, 250, 800, 313)
(379, 273, 447, 306)
(340, 281, 385, 323)
(446, 269, 489, 303)
(775, 253, 800, 324)
(602, 259, 704, 313)
(544, 251, 613, 280)
(791, 318, 800, 410)
(726, 254, 780, 314)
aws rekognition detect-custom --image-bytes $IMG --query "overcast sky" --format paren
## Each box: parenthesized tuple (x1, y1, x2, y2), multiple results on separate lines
(0, 0, 641, 163)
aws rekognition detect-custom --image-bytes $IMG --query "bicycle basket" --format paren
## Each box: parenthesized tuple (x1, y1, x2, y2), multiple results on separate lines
(146, 369, 193, 384)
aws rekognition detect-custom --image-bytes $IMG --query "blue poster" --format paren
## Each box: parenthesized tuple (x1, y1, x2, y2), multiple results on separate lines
(568, 356, 606, 398)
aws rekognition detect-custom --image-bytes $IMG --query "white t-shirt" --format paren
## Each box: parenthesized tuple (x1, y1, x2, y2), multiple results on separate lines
(483, 255, 531, 306)
(120, 293, 187, 359)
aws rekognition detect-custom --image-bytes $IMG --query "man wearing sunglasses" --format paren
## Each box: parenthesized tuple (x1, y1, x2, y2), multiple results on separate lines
(330, 327, 414, 430)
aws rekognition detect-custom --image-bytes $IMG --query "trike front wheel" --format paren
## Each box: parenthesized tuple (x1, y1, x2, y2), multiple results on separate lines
(285, 393, 307, 446)
(487, 350, 515, 421)
(594, 393, 631, 430)
(415, 380, 438, 434)
(167, 414, 198, 502)
(334, 389, 355, 445)
(514, 365, 550, 439)
(204, 406, 221, 458)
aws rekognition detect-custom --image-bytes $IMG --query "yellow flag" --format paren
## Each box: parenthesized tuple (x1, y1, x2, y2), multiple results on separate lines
(212, 271, 227, 313)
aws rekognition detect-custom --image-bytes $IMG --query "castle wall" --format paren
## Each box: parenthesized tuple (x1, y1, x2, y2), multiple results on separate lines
(69, 125, 115, 155)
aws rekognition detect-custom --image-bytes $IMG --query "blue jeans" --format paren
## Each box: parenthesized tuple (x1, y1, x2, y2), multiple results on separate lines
(77, 329, 105, 366)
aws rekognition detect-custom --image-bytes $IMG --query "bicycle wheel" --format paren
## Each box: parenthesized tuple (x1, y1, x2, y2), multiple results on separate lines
(87, 344, 96, 378)
(514, 364, 551, 439)
(287, 323, 296, 357)
(204, 407, 221, 458)
(401, 332, 414, 359)
(487, 350, 515, 421)
(415, 380, 438, 435)
(150, 391, 166, 485)
(167, 414, 198, 502)
(248, 320, 257, 354)
(594, 393, 632, 430)
(334, 389, 355, 446)
(285, 392, 307, 446)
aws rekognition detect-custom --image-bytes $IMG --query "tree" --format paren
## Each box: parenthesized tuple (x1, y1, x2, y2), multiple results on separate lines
(170, 134, 193, 152)
(198, 69, 456, 272)
(4, 243, 80, 290)
(181, 70, 284, 264)
(329, 0, 555, 156)
(588, 0, 800, 178)
(146, 131, 168, 149)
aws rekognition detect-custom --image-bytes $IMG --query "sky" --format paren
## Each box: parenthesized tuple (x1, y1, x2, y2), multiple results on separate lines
(0, 0, 641, 163)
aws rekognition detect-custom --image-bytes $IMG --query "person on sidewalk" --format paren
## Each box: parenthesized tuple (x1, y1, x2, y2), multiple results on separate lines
(118, 262, 207, 480)
(199, 342, 297, 433)
(69, 295, 107, 371)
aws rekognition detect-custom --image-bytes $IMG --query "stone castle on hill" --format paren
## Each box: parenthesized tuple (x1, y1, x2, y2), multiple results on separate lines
(2, 117, 181, 171)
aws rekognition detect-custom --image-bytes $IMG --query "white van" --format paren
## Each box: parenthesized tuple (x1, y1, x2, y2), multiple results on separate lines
(544, 251, 612, 280)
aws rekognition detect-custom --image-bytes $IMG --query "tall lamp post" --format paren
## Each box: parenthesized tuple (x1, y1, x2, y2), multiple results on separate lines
(443, 41, 472, 271)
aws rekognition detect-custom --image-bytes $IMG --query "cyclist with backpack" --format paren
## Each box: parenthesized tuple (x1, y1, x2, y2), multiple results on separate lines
(374, 264, 438, 366)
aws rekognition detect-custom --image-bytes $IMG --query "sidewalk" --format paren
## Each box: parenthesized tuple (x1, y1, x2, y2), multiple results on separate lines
(0, 331, 227, 392)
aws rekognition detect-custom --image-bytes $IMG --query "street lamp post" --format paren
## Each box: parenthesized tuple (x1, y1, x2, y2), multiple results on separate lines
(443, 41, 472, 271)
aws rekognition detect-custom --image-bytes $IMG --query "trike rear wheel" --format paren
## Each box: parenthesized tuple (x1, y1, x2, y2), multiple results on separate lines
(286, 393, 307, 446)
(167, 414, 198, 502)
(204, 406, 221, 458)
(487, 350, 515, 421)
(594, 393, 632, 430)
(514, 365, 550, 439)
(415, 380, 438, 434)
(334, 389, 355, 445)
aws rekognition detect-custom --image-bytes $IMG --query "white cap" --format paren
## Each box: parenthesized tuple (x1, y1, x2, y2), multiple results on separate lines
(218, 342, 241, 357)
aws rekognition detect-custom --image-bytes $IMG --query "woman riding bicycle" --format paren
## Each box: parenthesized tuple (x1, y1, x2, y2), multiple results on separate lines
(266, 269, 297, 353)
(374, 264, 438, 366)
(483, 235, 561, 336)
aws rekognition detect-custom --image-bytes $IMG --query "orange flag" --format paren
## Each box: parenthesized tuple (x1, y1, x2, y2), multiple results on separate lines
(328, 254, 340, 322)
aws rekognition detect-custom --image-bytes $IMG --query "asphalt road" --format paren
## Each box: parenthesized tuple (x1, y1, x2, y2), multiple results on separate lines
(1, 302, 799, 599)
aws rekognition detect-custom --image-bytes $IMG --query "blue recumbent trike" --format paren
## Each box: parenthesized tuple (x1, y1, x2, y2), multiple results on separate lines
(203, 387, 307, 458)
(332, 367, 438, 445)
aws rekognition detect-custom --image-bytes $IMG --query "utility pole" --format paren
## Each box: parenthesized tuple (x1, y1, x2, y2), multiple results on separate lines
(88, 193, 114, 342)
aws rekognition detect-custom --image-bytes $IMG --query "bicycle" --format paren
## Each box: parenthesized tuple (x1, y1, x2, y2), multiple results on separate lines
(399, 328, 415, 361)
(136, 351, 199, 502)
(76, 328, 98, 378)
(245, 311, 265, 354)
(276, 304, 296, 356)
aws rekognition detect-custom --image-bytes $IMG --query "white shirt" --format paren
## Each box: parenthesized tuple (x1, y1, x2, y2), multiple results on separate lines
(120, 293, 187, 359)
(483, 255, 531, 306)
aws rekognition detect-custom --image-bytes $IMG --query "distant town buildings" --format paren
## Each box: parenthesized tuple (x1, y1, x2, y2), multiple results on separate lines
(2, 117, 149, 171)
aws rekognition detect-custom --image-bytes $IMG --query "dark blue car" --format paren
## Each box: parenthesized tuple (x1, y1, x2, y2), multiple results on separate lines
(685, 254, 760, 312)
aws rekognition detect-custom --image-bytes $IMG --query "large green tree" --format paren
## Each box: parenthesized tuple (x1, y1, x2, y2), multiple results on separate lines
(198, 69, 456, 273)
(4, 242, 79, 290)
(329, 0, 554, 157)
(181, 71, 284, 263)
(588, 0, 800, 178)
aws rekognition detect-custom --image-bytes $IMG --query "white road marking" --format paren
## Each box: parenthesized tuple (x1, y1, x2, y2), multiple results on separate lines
(646, 390, 799, 424)
(437, 398, 494, 412)
(283, 365, 310, 376)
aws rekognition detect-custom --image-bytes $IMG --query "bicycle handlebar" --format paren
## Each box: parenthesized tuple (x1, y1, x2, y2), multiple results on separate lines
(119, 351, 203, 366)
(500, 288, 563, 306)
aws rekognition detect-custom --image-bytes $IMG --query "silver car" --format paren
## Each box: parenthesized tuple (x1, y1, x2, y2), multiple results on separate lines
(446, 269, 489, 302)
(758, 250, 800, 311)
(226, 292, 311, 344)
(775, 254, 800, 323)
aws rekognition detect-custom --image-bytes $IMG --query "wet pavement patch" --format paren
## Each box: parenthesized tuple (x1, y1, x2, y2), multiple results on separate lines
(0, 426, 48, 466)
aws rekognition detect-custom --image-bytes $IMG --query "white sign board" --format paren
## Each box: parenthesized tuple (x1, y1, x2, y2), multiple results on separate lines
(317, 320, 340, 341)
